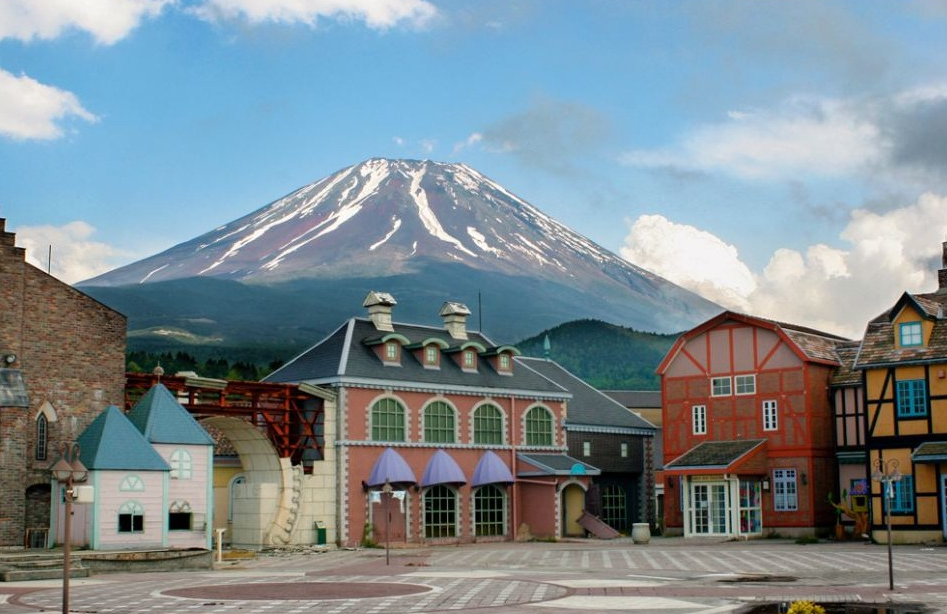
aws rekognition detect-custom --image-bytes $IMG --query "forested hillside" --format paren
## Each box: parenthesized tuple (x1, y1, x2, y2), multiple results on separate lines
(516, 319, 678, 390)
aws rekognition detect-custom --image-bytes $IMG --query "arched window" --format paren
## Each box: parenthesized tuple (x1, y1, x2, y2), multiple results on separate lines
(35, 414, 48, 461)
(371, 398, 406, 442)
(524, 406, 553, 446)
(229, 475, 246, 522)
(424, 401, 455, 443)
(169, 449, 193, 479)
(169, 500, 192, 531)
(601, 485, 627, 532)
(473, 404, 503, 445)
(474, 484, 506, 537)
(423, 485, 457, 538)
(118, 501, 145, 533)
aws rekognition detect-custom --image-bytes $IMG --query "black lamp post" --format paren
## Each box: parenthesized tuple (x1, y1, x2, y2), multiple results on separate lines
(50, 442, 88, 614)
(871, 457, 901, 591)
(382, 481, 393, 566)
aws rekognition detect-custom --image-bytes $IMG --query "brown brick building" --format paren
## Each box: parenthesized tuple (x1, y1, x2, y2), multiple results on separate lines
(0, 219, 126, 547)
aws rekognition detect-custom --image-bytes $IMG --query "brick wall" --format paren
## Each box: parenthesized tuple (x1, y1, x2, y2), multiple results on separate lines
(0, 219, 126, 546)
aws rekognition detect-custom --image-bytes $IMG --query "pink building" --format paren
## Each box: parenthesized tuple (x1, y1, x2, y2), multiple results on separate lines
(265, 292, 596, 546)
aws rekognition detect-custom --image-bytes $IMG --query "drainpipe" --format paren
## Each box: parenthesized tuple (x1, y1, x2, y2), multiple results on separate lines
(510, 396, 518, 541)
(724, 473, 744, 540)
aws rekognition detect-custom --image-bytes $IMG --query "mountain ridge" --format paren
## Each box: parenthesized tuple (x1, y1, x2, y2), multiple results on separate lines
(79, 158, 721, 345)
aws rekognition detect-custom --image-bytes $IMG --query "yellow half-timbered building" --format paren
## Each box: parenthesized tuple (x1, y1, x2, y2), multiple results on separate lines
(854, 243, 947, 543)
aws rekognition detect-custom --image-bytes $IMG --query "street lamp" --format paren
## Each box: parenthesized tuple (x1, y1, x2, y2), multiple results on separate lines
(871, 457, 901, 591)
(51, 442, 88, 614)
(382, 481, 393, 566)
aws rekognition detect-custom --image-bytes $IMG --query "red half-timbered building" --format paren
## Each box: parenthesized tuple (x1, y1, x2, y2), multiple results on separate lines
(657, 312, 849, 538)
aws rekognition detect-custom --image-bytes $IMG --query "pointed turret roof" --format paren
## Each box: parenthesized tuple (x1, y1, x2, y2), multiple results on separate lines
(77, 405, 170, 471)
(127, 383, 215, 445)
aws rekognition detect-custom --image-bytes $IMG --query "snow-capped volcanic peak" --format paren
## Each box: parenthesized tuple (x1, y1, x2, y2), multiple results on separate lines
(82, 158, 661, 289)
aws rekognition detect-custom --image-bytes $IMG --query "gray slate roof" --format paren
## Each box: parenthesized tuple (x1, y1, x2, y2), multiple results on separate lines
(518, 358, 656, 434)
(665, 439, 766, 470)
(265, 318, 569, 398)
(517, 453, 601, 476)
(77, 405, 170, 471)
(913, 441, 947, 463)
(126, 383, 215, 445)
(602, 390, 661, 410)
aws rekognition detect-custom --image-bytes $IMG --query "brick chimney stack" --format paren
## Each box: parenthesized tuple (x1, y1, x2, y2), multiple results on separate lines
(363, 291, 397, 331)
(939, 241, 947, 292)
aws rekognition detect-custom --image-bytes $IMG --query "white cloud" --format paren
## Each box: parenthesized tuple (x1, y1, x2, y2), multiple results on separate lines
(16, 221, 129, 284)
(0, 0, 169, 45)
(621, 95, 884, 181)
(620, 215, 756, 312)
(622, 193, 947, 338)
(0, 67, 98, 140)
(193, 0, 437, 30)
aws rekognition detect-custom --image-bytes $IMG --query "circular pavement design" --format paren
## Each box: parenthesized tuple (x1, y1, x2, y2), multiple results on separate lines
(165, 581, 432, 600)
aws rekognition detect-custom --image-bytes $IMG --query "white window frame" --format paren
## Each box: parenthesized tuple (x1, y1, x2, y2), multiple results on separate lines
(773, 469, 798, 511)
(735, 374, 756, 395)
(692, 405, 707, 435)
(711, 377, 731, 397)
(582, 441, 591, 457)
(620, 442, 629, 458)
(762, 400, 778, 431)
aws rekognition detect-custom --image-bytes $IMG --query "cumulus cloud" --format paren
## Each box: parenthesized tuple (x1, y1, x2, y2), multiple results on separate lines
(15, 221, 129, 284)
(622, 193, 947, 338)
(0, 68, 98, 140)
(0, 0, 169, 45)
(192, 0, 437, 30)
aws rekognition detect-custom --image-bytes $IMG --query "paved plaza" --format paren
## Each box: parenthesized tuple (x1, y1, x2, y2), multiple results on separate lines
(1, 538, 945, 613)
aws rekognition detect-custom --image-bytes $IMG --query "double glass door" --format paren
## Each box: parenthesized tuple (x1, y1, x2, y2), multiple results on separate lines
(690, 482, 729, 535)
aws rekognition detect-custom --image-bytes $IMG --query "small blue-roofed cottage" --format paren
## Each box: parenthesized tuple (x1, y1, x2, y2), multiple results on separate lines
(126, 384, 215, 549)
(56, 384, 215, 551)
(63, 405, 170, 550)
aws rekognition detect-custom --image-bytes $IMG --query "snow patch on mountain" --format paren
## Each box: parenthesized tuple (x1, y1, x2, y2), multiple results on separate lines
(370, 218, 402, 251)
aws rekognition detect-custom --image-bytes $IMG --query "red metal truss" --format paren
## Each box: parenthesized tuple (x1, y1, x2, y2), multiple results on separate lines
(124, 372, 326, 470)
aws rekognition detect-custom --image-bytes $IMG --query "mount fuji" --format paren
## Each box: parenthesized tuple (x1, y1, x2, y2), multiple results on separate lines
(79, 159, 721, 347)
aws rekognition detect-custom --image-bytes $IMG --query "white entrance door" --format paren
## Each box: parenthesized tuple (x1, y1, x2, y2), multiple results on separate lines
(690, 482, 729, 535)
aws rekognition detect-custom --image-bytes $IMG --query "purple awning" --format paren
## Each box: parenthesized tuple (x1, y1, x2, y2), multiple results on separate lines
(420, 449, 466, 487)
(471, 450, 514, 487)
(366, 447, 417, 488)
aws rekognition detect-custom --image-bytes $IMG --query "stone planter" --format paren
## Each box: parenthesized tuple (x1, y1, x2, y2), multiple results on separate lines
(631, 523, 651, 544)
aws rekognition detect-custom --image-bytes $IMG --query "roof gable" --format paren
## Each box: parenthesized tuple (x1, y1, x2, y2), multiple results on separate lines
(126, 383, 214, 445)
(657, 311, 847, 374)
(77, 405, 170, 471)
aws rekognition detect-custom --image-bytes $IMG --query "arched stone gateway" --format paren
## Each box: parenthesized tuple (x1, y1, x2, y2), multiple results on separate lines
(201, 415, 338, 549)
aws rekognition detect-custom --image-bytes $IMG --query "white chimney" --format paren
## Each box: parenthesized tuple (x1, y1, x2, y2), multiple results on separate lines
(439, 301, 471, 340)
(363, 291, 397, 331)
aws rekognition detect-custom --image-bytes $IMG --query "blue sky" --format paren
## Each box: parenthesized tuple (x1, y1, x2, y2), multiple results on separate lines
(2, 0, 947, 337)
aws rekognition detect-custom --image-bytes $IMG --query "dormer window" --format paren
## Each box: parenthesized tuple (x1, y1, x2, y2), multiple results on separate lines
(899, 321, 922, 347)
(498, 354, 511, 371)
(424, 345, 439, 367)
(365, 333, 410, 366)
(462, 349, 477, 370)
(385, 341, 400, 363)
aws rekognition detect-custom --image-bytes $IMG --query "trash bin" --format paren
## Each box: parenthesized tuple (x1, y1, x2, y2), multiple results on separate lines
(314, 521, 326, 545)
